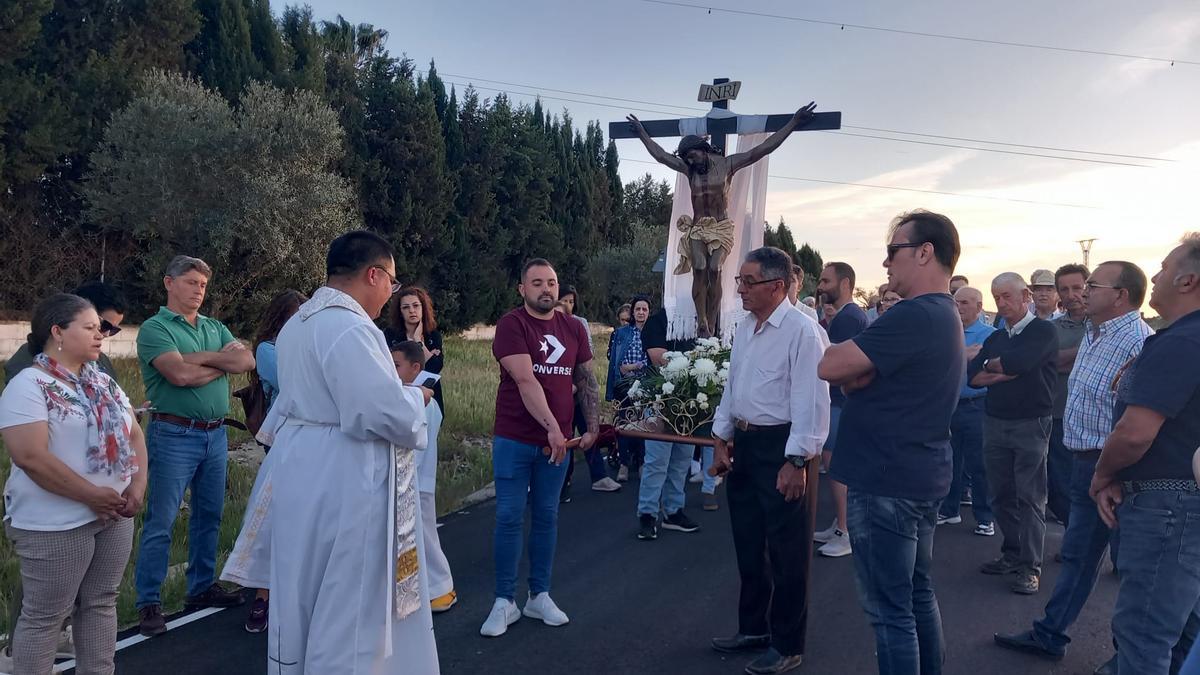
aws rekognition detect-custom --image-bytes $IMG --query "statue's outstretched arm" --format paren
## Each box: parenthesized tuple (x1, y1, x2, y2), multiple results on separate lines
(627, 114, 688, 173)
(728, 102, 817, 174)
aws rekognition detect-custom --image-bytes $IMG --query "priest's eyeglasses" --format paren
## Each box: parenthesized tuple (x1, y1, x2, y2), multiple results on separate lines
(371, 265, 403, 294)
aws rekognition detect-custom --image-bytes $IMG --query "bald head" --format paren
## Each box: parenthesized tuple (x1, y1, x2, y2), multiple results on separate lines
(954, 286, 984, 327)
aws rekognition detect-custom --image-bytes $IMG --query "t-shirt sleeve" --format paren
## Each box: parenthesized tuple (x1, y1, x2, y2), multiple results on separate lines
(1124, 335, 1200, 419)
(0, 372, 48, 429)
(136, 318, 178, 364)
(492, 314, 527, 361)
(852, 302, 922, 377)
(217, 321, 237, 347)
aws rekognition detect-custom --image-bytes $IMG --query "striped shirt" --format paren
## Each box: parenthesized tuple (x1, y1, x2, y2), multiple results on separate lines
(1062, 310, 1154, 451)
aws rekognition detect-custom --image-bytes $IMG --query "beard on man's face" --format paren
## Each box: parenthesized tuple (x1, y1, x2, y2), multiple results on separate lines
(527, 292, 557, 312)
(686, 156, 709, 175)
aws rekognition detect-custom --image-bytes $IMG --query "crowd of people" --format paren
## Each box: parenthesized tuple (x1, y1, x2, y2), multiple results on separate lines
(0, 214, 1198, 675)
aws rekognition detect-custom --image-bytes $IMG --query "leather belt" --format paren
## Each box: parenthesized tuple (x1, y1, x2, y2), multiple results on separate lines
(152, 412, 224, 431)
(734, 419, 789, 433)
(1074, 449, 1102, 460)
(1122, 479, 1200, 493)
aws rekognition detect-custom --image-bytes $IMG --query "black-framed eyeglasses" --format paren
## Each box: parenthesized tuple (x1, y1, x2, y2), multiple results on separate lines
(734, 275, 783, 288)
(100, 319, 121, 337)
(886, 242, 927, 261)
(371, 265, 402, 294)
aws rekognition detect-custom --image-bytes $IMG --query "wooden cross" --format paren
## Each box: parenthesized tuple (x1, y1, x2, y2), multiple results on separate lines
(608, 77, 841, 155)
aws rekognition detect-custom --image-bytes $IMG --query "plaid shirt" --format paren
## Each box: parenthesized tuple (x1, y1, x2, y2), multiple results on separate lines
(1062, 310, 1154, 450)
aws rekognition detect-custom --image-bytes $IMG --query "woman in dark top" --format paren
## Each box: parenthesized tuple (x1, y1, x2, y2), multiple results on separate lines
(386, 286, 444, 413)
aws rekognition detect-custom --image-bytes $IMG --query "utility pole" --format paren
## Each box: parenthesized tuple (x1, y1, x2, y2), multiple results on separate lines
(1077, 238, 1097, 268)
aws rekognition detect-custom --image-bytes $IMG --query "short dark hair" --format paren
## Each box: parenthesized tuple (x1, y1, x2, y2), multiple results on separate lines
(522, 257, 554, 280)
(71, 281, 128, 316)
(559, 285, 578, 302)
(1099, 260, 1148, 308)
(950, 274, 969, 285)
(1054, 263, 1090, 288)
(744, 247, 793, 287)
(28, 293, 94, 355)
(824, 262, 856, 291)
(388, 339, 427, 367)
(327, 230, 395, 278)
(889, 209, 961, 272)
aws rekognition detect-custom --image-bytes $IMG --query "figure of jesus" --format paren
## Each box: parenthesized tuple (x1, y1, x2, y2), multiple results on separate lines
(627, 102, 817, 337)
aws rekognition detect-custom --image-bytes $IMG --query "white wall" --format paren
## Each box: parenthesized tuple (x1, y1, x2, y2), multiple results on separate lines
(0, 322, 140, 360)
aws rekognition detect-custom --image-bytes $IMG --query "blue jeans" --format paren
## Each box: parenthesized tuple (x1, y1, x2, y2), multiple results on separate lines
(1031, 453, 1111, 652)
(700, 445, 718, 495)
(1046, 419, 1072, 527)
(134, 420, 228, 607)
(492, 436, 568, 600)
(1113, 490, 1200, 675)
(848, 490, 944, 675)
(638, 440, 693, 517)
(940, 399, 993, 524)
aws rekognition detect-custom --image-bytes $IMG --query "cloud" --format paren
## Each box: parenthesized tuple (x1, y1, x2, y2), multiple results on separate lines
(1093, 11, 1200, 92)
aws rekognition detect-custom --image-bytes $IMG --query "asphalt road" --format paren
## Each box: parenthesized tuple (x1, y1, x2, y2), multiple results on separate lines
(78, 472, 1118, 675)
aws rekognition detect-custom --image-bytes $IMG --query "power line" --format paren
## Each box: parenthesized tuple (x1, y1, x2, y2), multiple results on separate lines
(426, 70, 1173, 163)
(621, 157, 1101, 210)
(641, 0, 1200, 67)
(822, 131, 1151, 168)
(439, 78, 1155, 168)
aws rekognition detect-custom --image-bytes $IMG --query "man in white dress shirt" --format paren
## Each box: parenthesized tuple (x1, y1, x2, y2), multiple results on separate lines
(710, 246, 831, 675)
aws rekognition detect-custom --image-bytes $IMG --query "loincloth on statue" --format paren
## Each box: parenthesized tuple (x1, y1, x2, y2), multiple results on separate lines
(674, 215, 734, 275)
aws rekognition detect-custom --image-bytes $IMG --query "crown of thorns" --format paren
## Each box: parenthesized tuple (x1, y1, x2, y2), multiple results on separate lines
(676, 135, 714, 156)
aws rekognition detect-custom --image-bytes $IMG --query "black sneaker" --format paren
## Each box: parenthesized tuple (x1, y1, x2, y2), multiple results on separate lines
(637, 514, 659, 540)
(661, 509, 700, 533)
(138, 604, 167, 637)
(244, 597, 268, 633)
(185, 583, 246, 609)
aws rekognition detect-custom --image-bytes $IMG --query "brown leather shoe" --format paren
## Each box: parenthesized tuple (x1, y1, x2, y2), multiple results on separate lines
(139, 604, 167, 637)
(185, 583, 246, 609)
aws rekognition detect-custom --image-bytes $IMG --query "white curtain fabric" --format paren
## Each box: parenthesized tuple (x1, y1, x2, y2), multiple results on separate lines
(663, 132, 769, 344)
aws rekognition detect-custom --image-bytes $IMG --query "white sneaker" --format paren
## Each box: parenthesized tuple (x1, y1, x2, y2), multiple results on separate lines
(592, 477, 621, 492)
(479, 598, 520, 637)
(689, 471, 703, 484)
(818, 529, 853, 557)
(814, 518, 839, 543)
(936, 514, 962, 526)
(522, 592, 569, 626)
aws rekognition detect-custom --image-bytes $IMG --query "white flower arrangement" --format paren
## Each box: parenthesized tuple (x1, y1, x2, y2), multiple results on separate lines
(616, 340, 733, 437)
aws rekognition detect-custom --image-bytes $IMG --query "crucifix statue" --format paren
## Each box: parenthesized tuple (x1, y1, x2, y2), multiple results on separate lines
(609, 78, 841, 337)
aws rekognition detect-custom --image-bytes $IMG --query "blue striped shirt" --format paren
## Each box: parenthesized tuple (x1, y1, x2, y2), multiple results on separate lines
(1062, 311, 1154, 451)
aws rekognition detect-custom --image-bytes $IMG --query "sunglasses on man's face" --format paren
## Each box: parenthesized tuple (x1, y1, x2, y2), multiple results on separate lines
(886, 242, 926, 261)
(100, 319, 121, 337)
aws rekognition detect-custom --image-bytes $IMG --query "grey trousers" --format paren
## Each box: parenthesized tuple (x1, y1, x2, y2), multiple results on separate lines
(5, 517, 134, 675)
(983, 415, 1052, 575)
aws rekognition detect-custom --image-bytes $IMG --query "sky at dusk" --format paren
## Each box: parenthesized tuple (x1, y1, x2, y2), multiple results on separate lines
(277, 0, 1200, 308)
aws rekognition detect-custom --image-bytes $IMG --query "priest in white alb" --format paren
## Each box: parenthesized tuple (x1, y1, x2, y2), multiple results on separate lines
(258, 230, 437, 673)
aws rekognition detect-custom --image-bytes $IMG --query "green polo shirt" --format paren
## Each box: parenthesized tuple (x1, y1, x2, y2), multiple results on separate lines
(137, 306, 236, 420)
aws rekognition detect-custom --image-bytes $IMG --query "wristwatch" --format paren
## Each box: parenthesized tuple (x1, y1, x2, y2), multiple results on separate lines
(787, 456, 807, 470)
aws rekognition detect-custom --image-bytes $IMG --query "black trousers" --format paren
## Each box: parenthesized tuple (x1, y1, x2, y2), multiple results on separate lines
(728, 425, 818, 657)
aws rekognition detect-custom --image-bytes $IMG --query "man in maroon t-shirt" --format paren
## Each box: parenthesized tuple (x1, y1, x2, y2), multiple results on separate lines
(479, 258, 600, 638)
